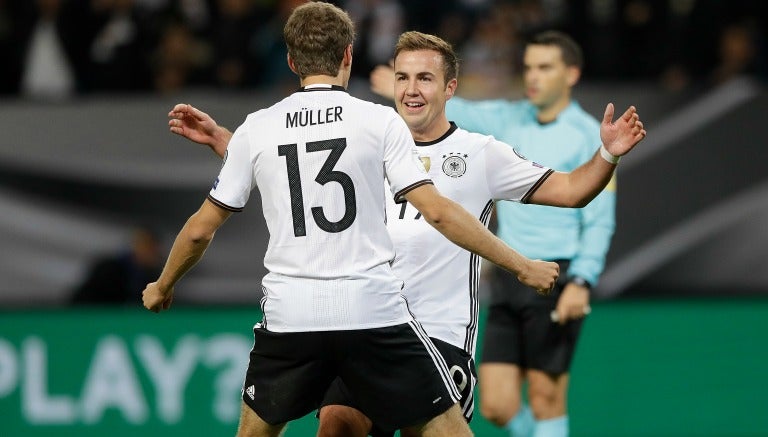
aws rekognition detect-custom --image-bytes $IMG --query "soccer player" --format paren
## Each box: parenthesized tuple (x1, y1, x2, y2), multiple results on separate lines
(373, 31, 623, 436)
(143, 3, 560, 437)
(167, 30, 646, 436)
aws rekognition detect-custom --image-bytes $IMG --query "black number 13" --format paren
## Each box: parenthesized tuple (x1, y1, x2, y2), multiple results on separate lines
(278, 138, 357, 237)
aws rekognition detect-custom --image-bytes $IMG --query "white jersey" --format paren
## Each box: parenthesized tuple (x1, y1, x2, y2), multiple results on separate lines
(386, 123, 552, 355)
(209, 84, 432, 332)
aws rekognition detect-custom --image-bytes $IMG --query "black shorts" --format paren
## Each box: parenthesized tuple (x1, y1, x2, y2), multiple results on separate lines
(481, 261, 584, 374)
(241, 322, 459, 431)
(321, 337, 477, 436)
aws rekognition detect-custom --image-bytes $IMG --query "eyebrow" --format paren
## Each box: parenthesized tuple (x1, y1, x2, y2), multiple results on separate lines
(396, 71, 435, 76)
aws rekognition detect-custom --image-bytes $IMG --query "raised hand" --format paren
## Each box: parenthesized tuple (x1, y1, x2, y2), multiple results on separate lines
(599, 103, 647, 157)
(369, 63, 396, 101)
(168, 103, 230, 158)
(517, 259, 560, 296)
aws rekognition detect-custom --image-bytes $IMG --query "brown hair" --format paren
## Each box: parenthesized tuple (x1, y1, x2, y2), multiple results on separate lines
(394, 31, 460, 83)
(283, 2, 356, 78)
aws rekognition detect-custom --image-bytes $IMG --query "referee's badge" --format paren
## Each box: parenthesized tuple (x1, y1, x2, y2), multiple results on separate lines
(419, 156, 431, 172)
(442, 152, 467, 178)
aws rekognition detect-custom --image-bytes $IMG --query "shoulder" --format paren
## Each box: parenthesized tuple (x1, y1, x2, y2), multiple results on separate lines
(243, 99, 285, 123)
(344, 96, 401, 123)
(451, 127, 496, 149)
(564, 102, 600, 130)
(560, 102, 600, 143)
(451, 128, 521, 164)
(345, 94, 394, 111)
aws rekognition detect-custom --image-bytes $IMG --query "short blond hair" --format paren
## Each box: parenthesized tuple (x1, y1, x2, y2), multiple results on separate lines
(394, 31, 460, 83)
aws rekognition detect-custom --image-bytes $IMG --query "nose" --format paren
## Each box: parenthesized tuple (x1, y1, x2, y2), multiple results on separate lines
(525, 69, 539, 85)
(405, 79, 418, 96)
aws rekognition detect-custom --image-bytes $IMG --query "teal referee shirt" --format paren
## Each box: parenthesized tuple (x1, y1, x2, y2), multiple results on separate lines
(446, 97, 615, 286)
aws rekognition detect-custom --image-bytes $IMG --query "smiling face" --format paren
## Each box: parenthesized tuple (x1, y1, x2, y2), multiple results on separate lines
(394, 49, 457, 142)
(523, 44, 579, 114)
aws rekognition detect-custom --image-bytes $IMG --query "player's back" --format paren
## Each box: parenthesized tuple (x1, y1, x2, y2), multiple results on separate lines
(209, 84, 431, 332)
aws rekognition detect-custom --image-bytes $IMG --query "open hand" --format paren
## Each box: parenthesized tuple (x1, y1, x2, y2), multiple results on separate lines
(599, 103, 647, 157)
(168, 103, 229, 158)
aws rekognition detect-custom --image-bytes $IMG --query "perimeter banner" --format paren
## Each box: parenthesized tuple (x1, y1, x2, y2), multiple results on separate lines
(0, 308, 259, 437)
(3, 301, 767, 436)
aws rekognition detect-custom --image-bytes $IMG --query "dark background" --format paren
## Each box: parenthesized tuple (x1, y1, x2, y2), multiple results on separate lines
(1, 0, 766, 306)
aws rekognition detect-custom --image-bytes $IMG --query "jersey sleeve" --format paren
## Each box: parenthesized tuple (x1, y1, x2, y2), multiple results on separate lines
(382, 112, 433, 202)
(484, 138, 553, 203)
(207, 123, 253, 212)
(569, 179, 616, 286)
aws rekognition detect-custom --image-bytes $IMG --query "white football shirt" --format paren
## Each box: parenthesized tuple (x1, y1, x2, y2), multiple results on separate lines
(209, 84, 432, 332)
(386, 123, 552, 355)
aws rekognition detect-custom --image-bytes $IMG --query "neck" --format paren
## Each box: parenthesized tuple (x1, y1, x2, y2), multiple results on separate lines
(537, 96, 571, 123)
(411, 117, 452, 142)
(301, 74, 347, 89)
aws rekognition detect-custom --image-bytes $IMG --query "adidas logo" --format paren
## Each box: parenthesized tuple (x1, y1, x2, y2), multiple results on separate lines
(246, 385, 255, 400)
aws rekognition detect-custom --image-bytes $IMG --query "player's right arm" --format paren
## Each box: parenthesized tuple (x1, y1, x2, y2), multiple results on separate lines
(404, 184, 559, 294)
(142, 199, 232, 312)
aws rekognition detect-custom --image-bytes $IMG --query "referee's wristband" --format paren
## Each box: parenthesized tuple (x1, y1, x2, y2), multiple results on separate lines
(599, 144, 621, 164)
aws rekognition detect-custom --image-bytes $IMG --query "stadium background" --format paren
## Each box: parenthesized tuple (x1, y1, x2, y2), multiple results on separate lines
(1, 0, 767, 435)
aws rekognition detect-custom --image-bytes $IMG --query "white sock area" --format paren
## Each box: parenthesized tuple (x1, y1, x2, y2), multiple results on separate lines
(505, 404, 535, 437)
(532, 415, 568, 437)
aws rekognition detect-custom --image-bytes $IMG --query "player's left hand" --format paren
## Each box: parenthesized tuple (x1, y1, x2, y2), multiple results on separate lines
(599, 103, 647, 157)
(552, 282, 590, 325)
(142, 282, 174, 313)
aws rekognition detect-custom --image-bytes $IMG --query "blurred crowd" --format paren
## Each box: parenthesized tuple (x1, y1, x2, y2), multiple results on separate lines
(0, 0, 765, 100)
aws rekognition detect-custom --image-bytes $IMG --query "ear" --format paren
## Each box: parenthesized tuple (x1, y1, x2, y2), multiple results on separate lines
(343, 44, 353, 67)
(566, 66, 581, 87)
(287, 53, 298, 75)
(445, 77, 458, 100)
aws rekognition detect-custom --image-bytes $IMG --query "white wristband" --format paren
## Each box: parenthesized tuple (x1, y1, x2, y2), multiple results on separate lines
(599, 144, 621, 164)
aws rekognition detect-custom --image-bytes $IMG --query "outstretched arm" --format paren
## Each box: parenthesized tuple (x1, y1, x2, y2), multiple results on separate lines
(529, 103, 646, 207)
(405, 184, 559, 294)
(168, 103, 233, 159)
